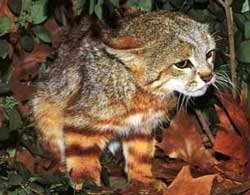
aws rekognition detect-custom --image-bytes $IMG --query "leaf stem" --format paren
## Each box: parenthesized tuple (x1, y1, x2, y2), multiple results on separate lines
(217, 0, 237, 98)
(195, 109, 214, 144)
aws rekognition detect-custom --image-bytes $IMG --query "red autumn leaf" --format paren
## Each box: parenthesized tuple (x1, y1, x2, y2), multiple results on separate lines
(8, 44, 51, 100)
(164, 166, 217, 195)
(216, 92, 250, 137)
(15, 148, 62, 174)
(158, 109, 217, 168)
(215, 105, 235, 134)
(214, 131, 250, 166)
(43, 17, 64, 49)
(153, 158, 188, 181)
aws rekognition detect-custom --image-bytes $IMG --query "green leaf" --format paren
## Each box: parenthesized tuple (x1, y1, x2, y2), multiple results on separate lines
(235, 13, 246, 31)
(139, 0, 152, 11)
(20, 35, 34, 52)
(6, 108, 23, 130)
(94, 0, 103, 19)
(0, 128, 11, 141)
(169, 0, 185, 8)
(89, 0, 96, 15)
(0, 16, 11, 36)
(75, 0, 86, 15)
(241, 0, 250, 13)
(245, 21, 250, 39)
(30, 0, 48, 24)
(32, 25, 51, 43)
(0, 40, 9, 59)
(127, 0, 153, 11)
(7, 0, 22, 16)
(23, 0, 33, 11)
(110, 0, 120, 7)
(0, 82, 10, 94)
(8, 171, 24, 186)
(238, 40, 250, 63)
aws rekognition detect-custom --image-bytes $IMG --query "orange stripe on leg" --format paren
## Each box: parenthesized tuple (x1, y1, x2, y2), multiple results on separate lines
(63, 127, 112, 189)
(123, 135, 156, 183)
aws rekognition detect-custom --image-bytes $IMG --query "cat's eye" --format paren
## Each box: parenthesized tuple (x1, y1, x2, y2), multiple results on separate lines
(174, 60, 192, 69)
(206, 50, 215, 61)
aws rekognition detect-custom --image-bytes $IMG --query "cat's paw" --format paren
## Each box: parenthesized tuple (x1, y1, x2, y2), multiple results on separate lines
(127, 178, 166, 194)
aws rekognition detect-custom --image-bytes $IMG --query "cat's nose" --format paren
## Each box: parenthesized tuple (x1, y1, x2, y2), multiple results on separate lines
(200, 73, 213, 83)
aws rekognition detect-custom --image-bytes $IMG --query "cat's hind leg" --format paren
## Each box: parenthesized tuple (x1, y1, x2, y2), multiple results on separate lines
(63, 127, 112, 190)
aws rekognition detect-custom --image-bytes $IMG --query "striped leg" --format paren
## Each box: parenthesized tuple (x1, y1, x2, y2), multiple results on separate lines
(63, 127, 112, 189)
(122, 135, 156, 183)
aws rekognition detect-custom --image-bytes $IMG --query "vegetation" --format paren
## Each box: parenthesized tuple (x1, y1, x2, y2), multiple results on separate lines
(0, 0, 250, 194)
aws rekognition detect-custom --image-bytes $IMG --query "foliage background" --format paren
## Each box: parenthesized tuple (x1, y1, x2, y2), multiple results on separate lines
(0, 0, 250, 194)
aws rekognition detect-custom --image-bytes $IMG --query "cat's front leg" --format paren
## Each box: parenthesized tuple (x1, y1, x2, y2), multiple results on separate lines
(122, 133, 165, 190)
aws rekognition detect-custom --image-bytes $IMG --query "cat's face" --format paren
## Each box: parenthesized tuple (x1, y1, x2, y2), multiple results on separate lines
(104, 12, 216, 97)
(148, 34, 216, 97)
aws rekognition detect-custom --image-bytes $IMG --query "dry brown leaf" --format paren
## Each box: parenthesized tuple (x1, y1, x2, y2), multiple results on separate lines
(15, 148, 62, 174)
(43, 17, 64, 49)
(216, 92, 250, 138)
(164, 166, 217, 195)
(214, 131, 250, 166)
(158, 109, 217, 168)
(215, 105, 235, 134)
(8, 44, 51, 100)
(214, 131, 250, 180)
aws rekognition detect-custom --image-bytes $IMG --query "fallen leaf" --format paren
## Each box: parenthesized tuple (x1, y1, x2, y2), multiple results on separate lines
(15, 148, 62, 174)
(214, 131, 250, 166)
(43, 17, 64, 48)
(8, 44, 51, 100)
(158, 109, 217, 168)
(216, 92, 250, 137)
(153, 158, 188, 182)
(214, 130, 250, 180)
(164, 166, 217, 195)
(215, 105, 235, 134)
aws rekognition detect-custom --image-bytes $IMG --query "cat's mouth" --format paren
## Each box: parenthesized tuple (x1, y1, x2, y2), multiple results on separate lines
(184, 86, 208, 97)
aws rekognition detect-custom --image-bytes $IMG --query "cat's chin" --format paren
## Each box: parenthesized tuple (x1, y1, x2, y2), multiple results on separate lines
(183, 86, 208, 97)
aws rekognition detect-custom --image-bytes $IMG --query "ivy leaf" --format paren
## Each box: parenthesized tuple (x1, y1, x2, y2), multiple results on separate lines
(75, 0, 86, 15)
(89, 0, 96, 15)
(0, 39, 9, 59)
(0, 16, 11, 36)
(0, 127, 12, 141)
(238, 40, 250, 63)
(127, 0, 153, 11)
(0, 82, 10, 94)
(20, 35, 34, 52)
(8, 171, 24, 186)
(30, 0, 48, 24)
(7, 0, 22, 16)
(5, 108, 23, 130)
(244, 21, 250, 39)
(32, 25, 51, 43)
(138, 0, 152, 11)
(110, 0, 120, 7)
(94, 0, 103, 19)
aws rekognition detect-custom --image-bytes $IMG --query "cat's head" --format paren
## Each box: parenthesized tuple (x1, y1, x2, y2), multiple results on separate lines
(104, 11, 216, 97)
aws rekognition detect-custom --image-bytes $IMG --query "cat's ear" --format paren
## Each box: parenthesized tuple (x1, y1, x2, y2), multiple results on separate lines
(103, 36, 146, 65)
(104, 35, 141, 49)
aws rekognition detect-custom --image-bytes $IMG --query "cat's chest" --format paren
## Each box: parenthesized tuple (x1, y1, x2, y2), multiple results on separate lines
(97, 91, 177, 135)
